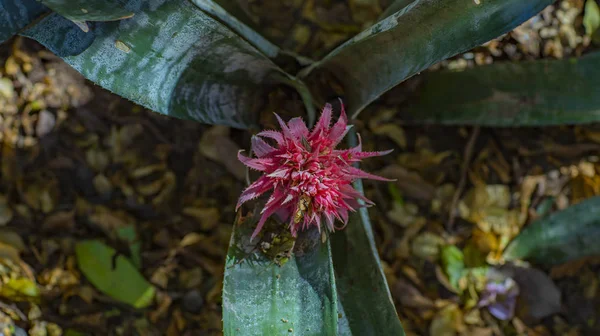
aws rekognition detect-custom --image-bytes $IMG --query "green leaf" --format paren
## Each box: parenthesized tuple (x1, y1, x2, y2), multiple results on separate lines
(0, 0, 48, 44)
(64, 330, 88, 336)
(116, 225, 142, 269)
(75, 240, 156, 308)
(401, 52, 600, 126)
(441, 245, 464, 292)
(584, 0, 600, 37)
(190, 0, 279, 58)
(302, 0, 554, 118)
(504, 196, 600, 265)
(0, 278, 40, 301)
(222, 218, 338, 336)
(40, 0, 134, 23)
(329, 129, 405, 336)
(21, 0, 285, 129)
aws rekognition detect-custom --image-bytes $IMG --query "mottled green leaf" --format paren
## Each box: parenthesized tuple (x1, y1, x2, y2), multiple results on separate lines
(75, 240, 155, 308)
(190, 0, 279, 58)
(302, 0, 554, 118)
(0, 0, 48, 44)
(504, 196, 600, 265)
(584, 0, 600, 37)
(222, 218, 338, 336)
(40, 0, 134, 23)
(402, 52, 600, 126)
(22, 0, 285, 128)
(329, 130, 404, 336)
(441, 245, 464, 292)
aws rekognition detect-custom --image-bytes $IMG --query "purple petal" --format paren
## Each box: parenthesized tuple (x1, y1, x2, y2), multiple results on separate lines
(274, 113, 293, 139)
(251, 136, 276, 157)
(328, 104, 349, 145)
(310, 103, 332, 138)
(288, 117, 309, 140)
(257, 130, 284, 145)
(345, 166, 394, 181)
(251, 191, 286, 240)
(238, 151, 272, 171)
(236, 176, 272, 210)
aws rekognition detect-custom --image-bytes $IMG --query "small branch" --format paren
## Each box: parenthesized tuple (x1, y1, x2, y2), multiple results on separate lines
(447, 126, 480, 230)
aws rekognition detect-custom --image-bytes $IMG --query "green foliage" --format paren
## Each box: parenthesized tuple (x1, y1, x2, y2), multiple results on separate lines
(0, 0, 47, 43)
(75, 240, 156, 308)
(40, 0, 134, 23)
(190, 0, 279, 58)
(441, 246, 465, 292)
(584, 0, 600, 37)
(331, 181, 405, 336)
(401, 52, 600, 126)
(504, 196, 600, 265)
(302, 0, 554, 118)
(21, 0, 285, 129)
(222, 220, 338, 336)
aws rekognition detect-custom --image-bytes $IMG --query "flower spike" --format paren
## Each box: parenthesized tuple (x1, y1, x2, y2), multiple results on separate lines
(237, 102, 392, 239)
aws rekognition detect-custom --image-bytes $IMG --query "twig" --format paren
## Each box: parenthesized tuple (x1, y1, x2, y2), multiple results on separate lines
(0, 300, 27, 321)
(447, 126, 480, 230)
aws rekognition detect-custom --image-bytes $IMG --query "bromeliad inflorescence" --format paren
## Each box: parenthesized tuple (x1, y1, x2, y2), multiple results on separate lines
(236, 102, 392, 239)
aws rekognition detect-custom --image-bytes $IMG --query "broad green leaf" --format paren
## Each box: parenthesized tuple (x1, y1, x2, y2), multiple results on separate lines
(75, 240, 156, 308)
(302, 0, 554, 118)
(21, 0, 286, 129)
(0, 277, 40, 301)
(504, 196, 600, 265)
(40, 0, 134, 23)
(441, 245, 464, 292)
(401, 52, 600, 126)
(222, 217, 338, 336)
(0, 0, 48, 44)
(584, 0, 600, 37)
(329, 130, 404, 336)
(190, 0, 279, 58)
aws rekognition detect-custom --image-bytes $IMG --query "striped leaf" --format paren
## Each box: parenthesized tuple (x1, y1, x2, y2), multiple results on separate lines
(21, 0, 287, 128)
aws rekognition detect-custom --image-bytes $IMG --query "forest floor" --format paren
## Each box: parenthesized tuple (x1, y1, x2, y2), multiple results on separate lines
(0, 0, 599, 335)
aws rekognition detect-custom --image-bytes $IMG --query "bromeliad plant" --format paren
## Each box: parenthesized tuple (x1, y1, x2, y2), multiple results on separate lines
(6, 0, 597, 334)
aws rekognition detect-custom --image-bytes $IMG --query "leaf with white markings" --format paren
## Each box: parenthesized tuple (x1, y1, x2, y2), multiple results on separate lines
(20, 0, 293, 128)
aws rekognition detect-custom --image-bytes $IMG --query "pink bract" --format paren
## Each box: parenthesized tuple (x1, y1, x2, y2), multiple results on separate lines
(237, 102, 392, 239)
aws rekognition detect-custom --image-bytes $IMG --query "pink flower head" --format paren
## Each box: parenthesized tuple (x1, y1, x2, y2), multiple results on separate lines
(237, 102, 392, 239)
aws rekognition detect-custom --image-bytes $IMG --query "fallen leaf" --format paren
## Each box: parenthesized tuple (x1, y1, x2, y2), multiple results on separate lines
(75, 240, 155, 308)
(182, 207, 220, 231)
(495, 264, 561, 322)
(0, 195, 13, 226)
(411, 232, 445, 261)
(199, 126, 245, 181)
(430, 303, 465, 336)
(35, 110, 56, 137)
(42, 210, 76, 232)
(0, 278, 40, 301)
(584, 0, 600, 37)
(392, 278, 435, 309)
(378, 164, 436, 201)
(179, 232, 206, 248)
